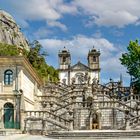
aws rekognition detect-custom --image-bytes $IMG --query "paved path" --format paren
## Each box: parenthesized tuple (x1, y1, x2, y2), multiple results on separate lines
(0, 134, 54, 140)
(1, 134, 140, 140)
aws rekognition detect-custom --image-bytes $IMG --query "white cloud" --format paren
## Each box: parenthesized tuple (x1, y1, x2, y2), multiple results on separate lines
(47, 21, 67, 31)
(100, 52, 130, 85)
(57, 2, 78, 14)
(33, 27, 53, 39)
(74, 0, 140, 27)
(94, 11, 138, 27)
(39, 35, 117, 58)
(2, 0, 140, 30)
(9, 0, 61, 20)
(2, 0, 77, 30)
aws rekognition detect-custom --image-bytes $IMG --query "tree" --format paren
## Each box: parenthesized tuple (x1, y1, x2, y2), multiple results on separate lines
(27, 40, 47, 65)
(120, 40, 140, 93)
(27, 40, 59, 83)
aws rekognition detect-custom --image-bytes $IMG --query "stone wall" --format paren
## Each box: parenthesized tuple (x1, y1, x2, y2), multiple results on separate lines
(100, 109, 114, 129)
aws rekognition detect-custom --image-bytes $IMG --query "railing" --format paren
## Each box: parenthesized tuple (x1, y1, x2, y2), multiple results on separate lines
(52, 100, 137, 111)
(25, 110, 70, 122)
(53, 102, 74, 112)
(121, 94, 140, 102)
(129, 115, 140, 128)
(24, 110, 71, 130)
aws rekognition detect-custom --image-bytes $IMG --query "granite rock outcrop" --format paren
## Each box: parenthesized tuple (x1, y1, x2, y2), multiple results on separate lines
(0, 10, 29, 50)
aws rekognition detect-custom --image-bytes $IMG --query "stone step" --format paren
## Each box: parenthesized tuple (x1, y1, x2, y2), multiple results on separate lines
(0, 129, 22, 136)
(47, 130, 140, 139)
(0, 130, 6, 136)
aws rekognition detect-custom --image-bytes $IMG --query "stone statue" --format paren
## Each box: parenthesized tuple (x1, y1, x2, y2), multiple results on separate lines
(62, 78, 66, 85)
(92, 78, 98, 86)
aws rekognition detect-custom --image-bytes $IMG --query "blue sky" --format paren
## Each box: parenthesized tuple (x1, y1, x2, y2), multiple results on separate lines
(1, 0, 140, 85)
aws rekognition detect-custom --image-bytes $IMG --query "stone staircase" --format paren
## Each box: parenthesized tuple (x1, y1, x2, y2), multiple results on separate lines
(25, 82, 140, 133)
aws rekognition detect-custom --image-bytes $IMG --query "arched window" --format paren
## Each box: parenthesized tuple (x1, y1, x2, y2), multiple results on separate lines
(4, 70, 13, 85)
(93, 56, 96, 62)
(62, 57, 66, 63)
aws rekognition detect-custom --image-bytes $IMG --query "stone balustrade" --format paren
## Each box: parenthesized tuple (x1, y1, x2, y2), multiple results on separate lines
(24, 110, 71, 133)
(121, 94, 140, 102)
(25, 110, 70, 125)
(129, 115, 140, 129)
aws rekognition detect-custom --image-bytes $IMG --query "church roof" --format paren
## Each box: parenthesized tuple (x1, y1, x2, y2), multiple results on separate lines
(71, 61, 89, 71)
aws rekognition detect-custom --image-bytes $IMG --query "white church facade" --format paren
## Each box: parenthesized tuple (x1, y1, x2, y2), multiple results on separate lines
(58, 47, 100, 85)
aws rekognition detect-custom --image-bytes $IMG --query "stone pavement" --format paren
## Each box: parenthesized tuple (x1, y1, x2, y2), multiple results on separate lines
(0, 134, 53, 140)
(1, 134, 140, 140)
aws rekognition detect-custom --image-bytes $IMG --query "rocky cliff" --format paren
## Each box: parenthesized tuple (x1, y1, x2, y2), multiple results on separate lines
(0, 10, 29, 50)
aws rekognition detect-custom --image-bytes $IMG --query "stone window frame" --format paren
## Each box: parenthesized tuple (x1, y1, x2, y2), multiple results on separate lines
(4, 69, 13, 85)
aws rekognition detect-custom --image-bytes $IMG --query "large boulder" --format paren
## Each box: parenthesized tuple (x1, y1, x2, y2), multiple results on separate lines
(0, 10, 30, 50)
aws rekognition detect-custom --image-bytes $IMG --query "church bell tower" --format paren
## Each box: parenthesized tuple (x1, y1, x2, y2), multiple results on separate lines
(58, 47, 71, 70)
(88, 47, 100, 70)
(58, 47, 71, 85)
(88, 47, 100, 80)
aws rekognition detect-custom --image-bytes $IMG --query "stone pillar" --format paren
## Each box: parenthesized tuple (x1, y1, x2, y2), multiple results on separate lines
(23, 119, 27, 133)
(97, 110, 101, 129)
(20, 110, 25, 131)
(89, 114, 92, 130)
(42, 120, 48, 135)
(69, 120, 73, 130)
(0, 108, 4, 129)
(125, 120, 130, 130)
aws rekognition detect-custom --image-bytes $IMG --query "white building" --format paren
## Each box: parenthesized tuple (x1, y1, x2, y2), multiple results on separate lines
(0, 56, 42, 130)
